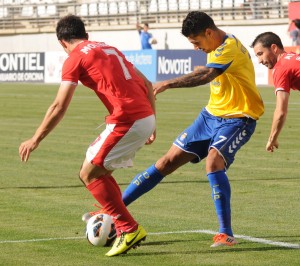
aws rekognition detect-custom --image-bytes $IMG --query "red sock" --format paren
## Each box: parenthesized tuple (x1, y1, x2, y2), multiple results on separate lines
(86, 176, 138, 234)
(107, 174, 122, 197)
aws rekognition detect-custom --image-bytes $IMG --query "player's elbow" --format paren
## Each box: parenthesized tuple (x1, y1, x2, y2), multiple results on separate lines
(50, 102, 68, 117)
(274, 109, 288, 121)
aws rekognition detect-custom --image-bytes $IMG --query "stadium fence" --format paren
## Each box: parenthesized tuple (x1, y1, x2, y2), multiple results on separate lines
(0, 0, 291, 35)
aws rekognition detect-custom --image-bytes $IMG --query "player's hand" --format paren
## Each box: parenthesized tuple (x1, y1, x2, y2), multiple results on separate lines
(153, 82, 168, 96)
(19, 138, 39, 162)
(266, 139, 279, 152)
(145, 131, 156, 145)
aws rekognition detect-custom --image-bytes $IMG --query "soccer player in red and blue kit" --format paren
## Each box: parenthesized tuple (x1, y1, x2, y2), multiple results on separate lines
(251, 32, 300, 152)
(19, 15, 156, 257)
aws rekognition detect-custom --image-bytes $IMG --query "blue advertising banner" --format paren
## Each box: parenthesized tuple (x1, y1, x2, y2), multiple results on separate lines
(122, 50, 157, 82)
(156, 50, 206, 81)
(0, 50, 206, 84)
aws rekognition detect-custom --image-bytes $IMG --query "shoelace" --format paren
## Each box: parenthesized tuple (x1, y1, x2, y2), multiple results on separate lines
(115, 233, 126, 248)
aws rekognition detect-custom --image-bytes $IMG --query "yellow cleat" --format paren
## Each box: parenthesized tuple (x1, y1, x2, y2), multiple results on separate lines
(105, 224, 147, 257)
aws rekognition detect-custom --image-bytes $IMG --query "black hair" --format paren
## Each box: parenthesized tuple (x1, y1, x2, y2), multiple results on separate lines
(56, 15, 88, 42)
(250, 32, 284, 49)
(181, 11, 217, 37)
(293, 19, 300, 29)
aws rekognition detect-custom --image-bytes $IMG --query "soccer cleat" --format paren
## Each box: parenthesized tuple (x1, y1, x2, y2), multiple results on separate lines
(210, 233, 238, 247)
(105, 224, 147, 257)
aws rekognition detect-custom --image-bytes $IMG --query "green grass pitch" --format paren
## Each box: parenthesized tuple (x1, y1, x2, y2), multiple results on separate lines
(0, 83, 299, 265)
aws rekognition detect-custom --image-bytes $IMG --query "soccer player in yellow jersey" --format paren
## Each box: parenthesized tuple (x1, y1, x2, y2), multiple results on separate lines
(121, 11, 264, 247)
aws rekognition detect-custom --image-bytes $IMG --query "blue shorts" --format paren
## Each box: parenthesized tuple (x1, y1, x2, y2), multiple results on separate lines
(173, 108, 256, 168)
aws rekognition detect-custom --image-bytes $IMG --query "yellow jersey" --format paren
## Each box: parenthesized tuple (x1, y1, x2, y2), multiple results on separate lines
(205, 34, 264, 120)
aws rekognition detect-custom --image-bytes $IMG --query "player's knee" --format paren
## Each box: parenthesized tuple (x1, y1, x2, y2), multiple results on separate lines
(79, 163, 110, 186)
(79, 165, 96, 185)
(206, 149, 225, 173)
(79, 168, 88, 185)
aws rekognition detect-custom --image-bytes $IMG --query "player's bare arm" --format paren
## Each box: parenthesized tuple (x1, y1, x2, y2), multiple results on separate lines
(19, 83, 76, 162)
(153, 66, 221, 95)
(266, 91, 289, 152)
(134, 68, 156, 144)
(136, 23, 142, 32)
(134, 68, 156, 114)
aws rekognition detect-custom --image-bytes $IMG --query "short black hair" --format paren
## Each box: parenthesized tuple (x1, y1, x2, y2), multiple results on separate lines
(293, 19, 300, 29)
(181, 11, 217, 37)
(56, 15, 87, 42)
(250, 32, 284, 49)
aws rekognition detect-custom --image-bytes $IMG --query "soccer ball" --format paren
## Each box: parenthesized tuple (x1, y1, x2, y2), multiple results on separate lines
(85, 213, 116, 247)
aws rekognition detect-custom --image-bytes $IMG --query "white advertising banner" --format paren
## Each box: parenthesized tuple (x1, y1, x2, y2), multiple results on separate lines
(249, 50, 269, 86)
(0, 52, 45, 82)
(44, 51, 67, 84)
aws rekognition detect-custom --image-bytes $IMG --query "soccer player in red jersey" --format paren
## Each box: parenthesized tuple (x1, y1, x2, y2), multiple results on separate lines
(18, 15, 156, 257)
(251, 32, 300, 152)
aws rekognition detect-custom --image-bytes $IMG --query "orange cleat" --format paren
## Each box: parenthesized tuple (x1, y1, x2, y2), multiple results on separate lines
(211, 233, 238, 247)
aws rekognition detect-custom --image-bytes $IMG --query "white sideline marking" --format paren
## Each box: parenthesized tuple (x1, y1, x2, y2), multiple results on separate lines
(0, 236, 84, 244)
(149, 230, 300, 249)
(0, 230, 299, 249)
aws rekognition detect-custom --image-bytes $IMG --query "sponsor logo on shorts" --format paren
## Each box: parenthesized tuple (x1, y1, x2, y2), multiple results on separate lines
(180, 132, 187, 141)
(90, 135, 101, 146)
(228, 130, 247, 153)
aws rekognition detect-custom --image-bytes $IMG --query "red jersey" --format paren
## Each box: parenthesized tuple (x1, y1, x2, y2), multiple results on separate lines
(273, 52, 300, 94)
(61, 40, 153, 123)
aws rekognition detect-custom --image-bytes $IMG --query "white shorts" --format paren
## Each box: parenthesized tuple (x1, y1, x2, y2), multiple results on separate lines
(86, 115, 155, 171)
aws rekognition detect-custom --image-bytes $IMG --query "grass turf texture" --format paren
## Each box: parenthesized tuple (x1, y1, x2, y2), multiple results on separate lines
(0, 83, 299, 265)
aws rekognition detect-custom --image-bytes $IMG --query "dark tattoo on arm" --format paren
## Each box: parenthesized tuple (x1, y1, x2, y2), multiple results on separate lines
(167, 67, 221, 88)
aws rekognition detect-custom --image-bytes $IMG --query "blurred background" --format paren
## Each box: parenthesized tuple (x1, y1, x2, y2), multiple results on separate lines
(0, 0, 299, 84)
